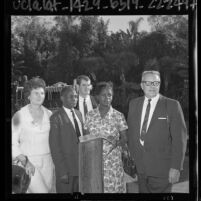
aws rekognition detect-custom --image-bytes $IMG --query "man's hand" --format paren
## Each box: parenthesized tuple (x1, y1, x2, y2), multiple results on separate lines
(60, 174, 69, 184)
(168, 168, 180, 184)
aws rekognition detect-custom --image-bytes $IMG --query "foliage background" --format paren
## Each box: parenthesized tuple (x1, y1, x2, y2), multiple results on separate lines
(11, 15, 189, 125)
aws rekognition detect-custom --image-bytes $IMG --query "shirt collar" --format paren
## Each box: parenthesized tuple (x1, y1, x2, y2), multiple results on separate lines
(79, 95, 90, 101)
(144, 94, 160, 103)
(63, 106, 74, 113)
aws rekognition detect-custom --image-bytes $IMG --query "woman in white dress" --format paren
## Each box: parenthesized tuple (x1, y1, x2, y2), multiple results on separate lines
(12, 77, 56, 193)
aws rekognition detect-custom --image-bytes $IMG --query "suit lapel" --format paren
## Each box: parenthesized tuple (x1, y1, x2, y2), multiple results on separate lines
(74, 109, 83, 126)
(75, 96, 79, 110)
(147, 95, 164, 133)
(136, 97, 145, 138)
(60, 107, 76, 134)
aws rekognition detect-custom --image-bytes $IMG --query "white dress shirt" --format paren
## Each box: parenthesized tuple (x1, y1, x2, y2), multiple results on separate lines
(63, 106, 83, 136)
(140, 94, 160, 145)
(78, 95, 93, 122)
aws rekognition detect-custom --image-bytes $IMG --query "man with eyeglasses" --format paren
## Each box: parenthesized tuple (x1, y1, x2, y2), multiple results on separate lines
(75, 75, 97, 122)
(127, 70, 187, 193)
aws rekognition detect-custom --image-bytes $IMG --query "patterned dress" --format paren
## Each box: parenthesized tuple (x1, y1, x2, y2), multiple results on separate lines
(84, 106, 128, 193)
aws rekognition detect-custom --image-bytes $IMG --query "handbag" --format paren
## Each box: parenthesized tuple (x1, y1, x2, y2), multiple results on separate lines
(122, 145, 137, 179)
(12, 160, 31, 193)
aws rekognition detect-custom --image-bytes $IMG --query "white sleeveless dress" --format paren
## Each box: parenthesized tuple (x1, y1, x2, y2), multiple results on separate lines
(12, 104, 56, 193)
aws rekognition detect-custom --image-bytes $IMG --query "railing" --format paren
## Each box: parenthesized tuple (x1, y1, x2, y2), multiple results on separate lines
(12, 84, 142, 116)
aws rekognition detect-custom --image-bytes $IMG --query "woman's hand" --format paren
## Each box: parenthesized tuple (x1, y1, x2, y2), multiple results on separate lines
(25, 160, 35, 177)
(83, 128, 90, 136)
(118, 130, 127, 149)
(14, 154, 27, 166)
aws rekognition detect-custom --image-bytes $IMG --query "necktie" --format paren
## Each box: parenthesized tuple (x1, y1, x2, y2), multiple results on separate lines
(83, 98, 88, 117)
(71, 110, 81, 139)
(140, 99, 151, 141)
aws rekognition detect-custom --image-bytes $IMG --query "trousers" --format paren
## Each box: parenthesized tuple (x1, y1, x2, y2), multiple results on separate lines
(138, 174, 172, 193)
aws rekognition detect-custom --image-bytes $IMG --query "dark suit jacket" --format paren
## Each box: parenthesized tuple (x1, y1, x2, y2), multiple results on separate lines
(75, 95, 97, 111)
(49, 107, 83, 178)
(127, 95, 187, 178)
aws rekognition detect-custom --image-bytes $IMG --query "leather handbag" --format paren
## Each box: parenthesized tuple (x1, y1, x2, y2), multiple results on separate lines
(103, 137, 137, 179)
(12, 160, 31, 193)
(122, 145, 137, 179)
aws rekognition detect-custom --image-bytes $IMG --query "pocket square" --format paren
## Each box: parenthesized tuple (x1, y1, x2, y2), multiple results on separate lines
(158, 117, 167, 119)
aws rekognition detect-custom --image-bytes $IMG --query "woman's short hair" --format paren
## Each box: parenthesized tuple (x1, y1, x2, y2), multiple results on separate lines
(23, 77, 46, 100)
(94, 81, 113, 96)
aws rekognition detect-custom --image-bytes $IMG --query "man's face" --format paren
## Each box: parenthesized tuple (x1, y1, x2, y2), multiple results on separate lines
(78, 79, 91, 97)
(61, 89, 78, 109)
(141, 73, 160, 98)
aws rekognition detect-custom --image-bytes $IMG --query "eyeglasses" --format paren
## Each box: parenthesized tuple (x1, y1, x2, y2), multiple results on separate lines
(142, 81, 160, 86)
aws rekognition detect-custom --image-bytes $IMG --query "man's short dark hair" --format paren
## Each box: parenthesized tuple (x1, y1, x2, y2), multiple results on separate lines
(60, 85, 75, 97)
(76, 75, 90, 85)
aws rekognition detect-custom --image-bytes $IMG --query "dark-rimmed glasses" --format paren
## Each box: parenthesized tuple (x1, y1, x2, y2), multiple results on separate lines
(142, 81, 160, 86)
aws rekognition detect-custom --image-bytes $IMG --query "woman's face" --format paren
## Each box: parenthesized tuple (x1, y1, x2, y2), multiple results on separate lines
(98, 87, 113, 107)
(29, 87, 45, 106)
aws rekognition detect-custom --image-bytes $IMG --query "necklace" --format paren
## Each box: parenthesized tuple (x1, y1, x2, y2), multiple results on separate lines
(28, 105, 44, 126)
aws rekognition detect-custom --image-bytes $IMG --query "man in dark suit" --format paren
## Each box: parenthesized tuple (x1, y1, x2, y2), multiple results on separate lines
(49, 86, 83, 193)
(127, 70, 187, 193)
(75, 75, 97, 122)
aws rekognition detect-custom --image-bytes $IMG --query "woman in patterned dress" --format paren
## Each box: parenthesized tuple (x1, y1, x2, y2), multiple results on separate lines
(84, 82, 128, 193)
(12, 77, 56, 193)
